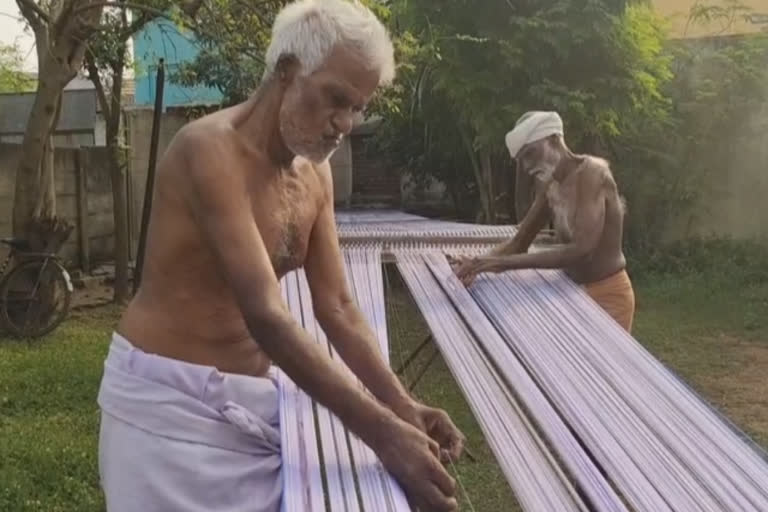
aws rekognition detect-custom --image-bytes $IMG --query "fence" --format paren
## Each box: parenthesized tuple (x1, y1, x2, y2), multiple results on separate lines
(0, 144, 115, 269)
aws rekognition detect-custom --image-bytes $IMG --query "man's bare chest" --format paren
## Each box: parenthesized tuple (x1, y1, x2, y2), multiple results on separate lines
(250, 167, 324, 276)
(545, 181, 576, 241)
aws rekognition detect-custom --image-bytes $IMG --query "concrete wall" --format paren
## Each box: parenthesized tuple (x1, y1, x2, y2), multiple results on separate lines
(655, 35, 768, 242)
(665, 102, 768, 241)
(124, 108, 189, 258)
(0, 144, 115, 268)
(653, 0, 768, 39)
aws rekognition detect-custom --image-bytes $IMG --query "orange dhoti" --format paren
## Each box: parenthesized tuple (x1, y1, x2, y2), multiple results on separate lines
(582, 269, 635, 333)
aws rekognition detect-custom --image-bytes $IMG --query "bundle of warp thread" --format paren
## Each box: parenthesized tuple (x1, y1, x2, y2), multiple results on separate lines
(276, 211, 768, 512)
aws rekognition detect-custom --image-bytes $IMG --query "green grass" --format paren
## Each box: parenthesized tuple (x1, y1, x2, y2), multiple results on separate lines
(0, 307, 118, 512)
(385, 271, 519, 511)
(2, 241, 768, 511)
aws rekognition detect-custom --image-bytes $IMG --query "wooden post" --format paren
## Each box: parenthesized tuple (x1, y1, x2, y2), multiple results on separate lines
(75, 148, 91, 273)
(134, 59, 165, 293)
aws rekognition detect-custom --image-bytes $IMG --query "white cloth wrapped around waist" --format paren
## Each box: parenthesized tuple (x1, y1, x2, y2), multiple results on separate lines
(97, 333, 282, 512)
(98, 333, 280, 454)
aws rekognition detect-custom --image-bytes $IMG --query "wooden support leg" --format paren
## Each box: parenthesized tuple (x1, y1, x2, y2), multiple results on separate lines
(395, 334, 433, 376)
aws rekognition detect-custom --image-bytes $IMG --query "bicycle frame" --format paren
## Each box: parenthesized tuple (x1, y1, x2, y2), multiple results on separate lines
(0, 250, 14, 284)
(0, 249, 74, 296)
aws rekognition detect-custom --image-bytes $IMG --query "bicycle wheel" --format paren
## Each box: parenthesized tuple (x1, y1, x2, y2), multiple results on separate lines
(1, 258, 73, 339)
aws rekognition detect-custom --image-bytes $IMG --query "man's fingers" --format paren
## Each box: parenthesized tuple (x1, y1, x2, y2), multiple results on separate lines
(448, 435, 465, 462)
(428, 437, 441, 459)
(429, 456, 458, 497)
(436, 432, 464, 463)
(412, 480, 458, 512)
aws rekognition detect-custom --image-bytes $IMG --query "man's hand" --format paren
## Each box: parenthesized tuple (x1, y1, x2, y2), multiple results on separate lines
(407, 403, 466, 463)
(373, 416, 460, 512)
(448, 255, 485, 287)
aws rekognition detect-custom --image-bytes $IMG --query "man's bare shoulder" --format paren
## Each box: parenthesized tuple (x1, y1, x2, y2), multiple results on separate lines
(166, 119, 247, 190)
(576, 155, 616, 189)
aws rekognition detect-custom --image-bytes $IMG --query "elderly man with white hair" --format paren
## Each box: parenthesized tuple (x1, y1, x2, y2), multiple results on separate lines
(97, 1, 464, 511)
(453, 111, 636, 332)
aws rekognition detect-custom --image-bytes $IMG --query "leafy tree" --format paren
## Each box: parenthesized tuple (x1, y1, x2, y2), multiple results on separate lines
(11, 0, 111, 251)
(9, 0, 200, 279)
(84, 1, 189, 303)
(375, 0, 672, 223)
(0, 42, 33, 92)
(172, 0, 392, 105)
(613, 1, 768, 249)
(173, 0, 288, 105)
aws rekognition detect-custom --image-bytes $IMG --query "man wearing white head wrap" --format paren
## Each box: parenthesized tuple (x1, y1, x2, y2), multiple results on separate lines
(452, 110, 635, 332)
(504, 111, 564, 165)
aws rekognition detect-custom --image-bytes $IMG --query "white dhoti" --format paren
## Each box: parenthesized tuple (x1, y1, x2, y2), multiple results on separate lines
(97, 333, 282, 512)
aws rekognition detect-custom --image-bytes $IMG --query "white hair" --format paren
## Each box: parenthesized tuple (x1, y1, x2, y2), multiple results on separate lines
(264, 0, 395, 85)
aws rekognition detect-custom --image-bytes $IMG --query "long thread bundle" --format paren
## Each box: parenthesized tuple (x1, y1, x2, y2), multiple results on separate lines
(467, 267, 768, 511)
(397, 250, 593, 512)
(274, 211, 768, 512)
(278, 247, 410, 512)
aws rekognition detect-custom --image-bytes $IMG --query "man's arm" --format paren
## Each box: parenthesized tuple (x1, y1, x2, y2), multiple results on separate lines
(488, 186, 551, 257)
(304, 165, 415, 419)
(183, 137, 394, 446)
(461, 171, 606, 276)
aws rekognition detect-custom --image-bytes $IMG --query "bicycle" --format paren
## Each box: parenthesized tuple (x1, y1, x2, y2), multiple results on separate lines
(0, 237, 74, 339)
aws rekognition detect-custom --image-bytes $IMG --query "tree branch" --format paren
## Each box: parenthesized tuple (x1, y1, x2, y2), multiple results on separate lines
(73, 1, 167, 19)
(72, 0, 204, 19)
(85, 52, 111, 120)
(15, 0, 49, 29)
(121, 10, 154, 39)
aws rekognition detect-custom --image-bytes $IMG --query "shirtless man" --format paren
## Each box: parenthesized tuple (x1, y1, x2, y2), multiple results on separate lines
(97, 2, 464, 511)
(453, 111, 635, 332)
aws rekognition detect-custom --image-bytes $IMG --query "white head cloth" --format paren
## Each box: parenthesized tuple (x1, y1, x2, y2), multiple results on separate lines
(504, 111, 564, 158)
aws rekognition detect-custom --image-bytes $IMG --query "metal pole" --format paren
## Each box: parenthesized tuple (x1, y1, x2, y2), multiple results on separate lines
(133, 58, 165, 294)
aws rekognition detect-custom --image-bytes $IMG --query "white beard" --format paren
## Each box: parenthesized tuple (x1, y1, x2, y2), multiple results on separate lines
(284, 139, 334, 164)
(525, 145, 561, 182)
(528, 163, 557, 182)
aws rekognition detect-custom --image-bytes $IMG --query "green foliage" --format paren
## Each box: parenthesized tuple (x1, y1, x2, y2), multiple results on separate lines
(0, 43, 33, 93)
(86, 1, 177, 80)
(172, 0, 392, 105)
(172, 0, 288, 105)
(629, 237, 768, 280)
(613, 2, 768, 250)
(139, 0, 767, 250)
(373, 0, 673, 221)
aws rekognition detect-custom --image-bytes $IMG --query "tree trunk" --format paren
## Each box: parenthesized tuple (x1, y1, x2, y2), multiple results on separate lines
(12, 75, 68, 237)
(479, 149, 495, 224)
(34, 133, 57, 219)
(458, 125, 492, 223)
(12, 0, 107, 252)
(34, 93, 63, 220)
(106, 48, 131, 304)
(109, 143, 130, 304)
